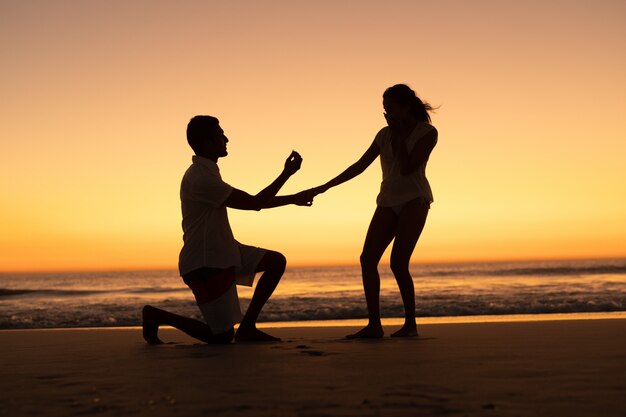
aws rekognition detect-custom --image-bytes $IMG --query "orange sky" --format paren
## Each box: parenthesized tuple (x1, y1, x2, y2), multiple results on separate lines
(1, 1, 625, 272)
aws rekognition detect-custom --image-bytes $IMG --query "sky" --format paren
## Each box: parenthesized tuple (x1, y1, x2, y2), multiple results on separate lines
(1, 0, 625, 272)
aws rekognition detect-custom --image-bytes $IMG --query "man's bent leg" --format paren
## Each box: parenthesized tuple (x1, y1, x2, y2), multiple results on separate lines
(142, 305, 234, 345)
(235, 250, 286, 342)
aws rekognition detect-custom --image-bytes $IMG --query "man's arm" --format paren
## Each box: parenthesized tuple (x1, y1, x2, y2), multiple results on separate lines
(263, 191, 313, 208)
(223, 151, 303, 211)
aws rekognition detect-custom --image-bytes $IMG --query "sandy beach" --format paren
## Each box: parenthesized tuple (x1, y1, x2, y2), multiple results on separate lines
(2, 318, 625, 417)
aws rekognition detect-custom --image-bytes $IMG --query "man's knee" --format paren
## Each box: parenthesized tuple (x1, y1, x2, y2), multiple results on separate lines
(211, 327, 235, 344)
(264, 250, 287, 272)
(202, 327, 234, 345)
(273, 251, 287, 270)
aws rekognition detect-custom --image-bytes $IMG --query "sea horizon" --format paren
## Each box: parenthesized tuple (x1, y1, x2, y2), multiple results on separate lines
(3, 255, 626, 275)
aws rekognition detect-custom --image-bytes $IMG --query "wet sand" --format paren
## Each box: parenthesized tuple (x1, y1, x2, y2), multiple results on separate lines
(2, 318, 625, 416)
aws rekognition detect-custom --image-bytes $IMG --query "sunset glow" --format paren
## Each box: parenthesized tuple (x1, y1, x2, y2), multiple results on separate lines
(1, 0, 625, 271)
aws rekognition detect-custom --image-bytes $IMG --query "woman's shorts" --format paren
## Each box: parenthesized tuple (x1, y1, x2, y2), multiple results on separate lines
(389, 197, 431, 216)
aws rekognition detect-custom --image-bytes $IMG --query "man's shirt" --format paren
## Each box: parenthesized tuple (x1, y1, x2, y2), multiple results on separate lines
(178, 156, 241, 276)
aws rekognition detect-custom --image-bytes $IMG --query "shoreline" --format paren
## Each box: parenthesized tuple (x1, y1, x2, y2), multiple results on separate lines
(258, 311, 626, 328)
(2, 310, 625, 333)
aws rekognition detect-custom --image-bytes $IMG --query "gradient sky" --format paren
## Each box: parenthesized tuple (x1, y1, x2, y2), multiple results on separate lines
(1, 0, 625, 272)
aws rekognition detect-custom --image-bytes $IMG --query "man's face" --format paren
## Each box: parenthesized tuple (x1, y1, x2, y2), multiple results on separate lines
(207, 124, 229, 158)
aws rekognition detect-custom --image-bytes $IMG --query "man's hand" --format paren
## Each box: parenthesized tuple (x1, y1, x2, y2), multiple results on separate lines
(283, 151, 303, 176)
(293, 190, 315, 207)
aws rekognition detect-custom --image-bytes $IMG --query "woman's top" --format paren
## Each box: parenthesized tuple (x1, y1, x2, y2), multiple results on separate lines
(374, 122, 437, 207)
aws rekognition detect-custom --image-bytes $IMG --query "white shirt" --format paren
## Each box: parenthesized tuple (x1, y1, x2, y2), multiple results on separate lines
(374, 123, 437, 207)
(178, 156, 241, 276)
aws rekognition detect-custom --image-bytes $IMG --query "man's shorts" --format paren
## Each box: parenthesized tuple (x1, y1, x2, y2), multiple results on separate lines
(182, 244, 267, 334)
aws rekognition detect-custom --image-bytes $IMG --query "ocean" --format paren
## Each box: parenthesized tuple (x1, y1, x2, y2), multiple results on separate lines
(1, 258, 625, 329)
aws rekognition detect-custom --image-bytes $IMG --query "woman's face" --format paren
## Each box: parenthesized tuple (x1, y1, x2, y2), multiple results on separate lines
(383, 98, 411, 130)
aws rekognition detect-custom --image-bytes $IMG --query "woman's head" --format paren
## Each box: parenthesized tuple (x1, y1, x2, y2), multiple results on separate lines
(383, 84, 434, 125)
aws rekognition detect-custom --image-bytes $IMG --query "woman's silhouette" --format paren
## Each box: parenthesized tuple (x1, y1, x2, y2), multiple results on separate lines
(312, 84, 438, 338)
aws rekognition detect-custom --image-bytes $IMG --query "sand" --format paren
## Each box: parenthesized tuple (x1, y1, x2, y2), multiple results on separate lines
(2, 318, 625, 417)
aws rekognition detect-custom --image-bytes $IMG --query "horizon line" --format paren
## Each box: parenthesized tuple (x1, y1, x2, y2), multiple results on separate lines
(2, 255, 625, 275)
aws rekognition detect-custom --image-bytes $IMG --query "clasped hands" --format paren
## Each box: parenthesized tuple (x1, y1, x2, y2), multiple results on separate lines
(282, 151, 329, 207)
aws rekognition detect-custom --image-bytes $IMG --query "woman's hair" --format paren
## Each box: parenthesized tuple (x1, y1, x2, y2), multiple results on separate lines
(186, 115, 219, 153)
(383, 84, 435, 123)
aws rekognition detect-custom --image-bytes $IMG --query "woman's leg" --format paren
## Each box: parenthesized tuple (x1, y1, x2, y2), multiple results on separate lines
(389, 199, 429, 337)
(347, 206, 397, 339)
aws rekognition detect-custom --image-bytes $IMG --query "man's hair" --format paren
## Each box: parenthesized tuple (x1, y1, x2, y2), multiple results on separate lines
(186, 115, 219, 154)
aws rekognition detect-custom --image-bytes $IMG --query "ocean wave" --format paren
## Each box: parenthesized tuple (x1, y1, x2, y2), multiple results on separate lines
(0, 288, 104, 297)
(2, 293, 624, 329)
(488, 265, 626, 277)
(0, 287, 187, 298)
(1, 260, 624, 329)
(420, 263, 626, 278)
(0, 289, 39, 297)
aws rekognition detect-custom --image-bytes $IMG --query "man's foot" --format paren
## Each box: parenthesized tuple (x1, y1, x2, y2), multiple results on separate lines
(235, 325, 281, 343)
(142, 305, 164, 345)
(346, 323, 384, 339)
(390, 323, 419, 338)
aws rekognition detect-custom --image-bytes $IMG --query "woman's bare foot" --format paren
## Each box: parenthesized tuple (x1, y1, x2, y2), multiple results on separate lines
(346, 323, 384, 339)
(390, 323, 418, 338)
(235, 325, 281, 343)
(142, 305, 164, 345)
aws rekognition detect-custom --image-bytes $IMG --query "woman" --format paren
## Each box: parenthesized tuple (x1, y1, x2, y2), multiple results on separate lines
(312, 84, 437, 338)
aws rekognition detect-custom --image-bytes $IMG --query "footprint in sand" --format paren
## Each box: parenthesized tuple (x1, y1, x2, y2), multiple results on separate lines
(295, 345, 330, 356)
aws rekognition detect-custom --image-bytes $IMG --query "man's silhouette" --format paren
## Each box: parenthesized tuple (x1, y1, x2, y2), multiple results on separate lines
(143, 115, 312, 344)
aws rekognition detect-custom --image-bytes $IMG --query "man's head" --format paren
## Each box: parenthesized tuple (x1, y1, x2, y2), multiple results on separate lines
(186, 115, 229, 160)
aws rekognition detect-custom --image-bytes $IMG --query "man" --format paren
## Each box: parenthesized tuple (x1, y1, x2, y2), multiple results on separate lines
(142, 115, 313, 344)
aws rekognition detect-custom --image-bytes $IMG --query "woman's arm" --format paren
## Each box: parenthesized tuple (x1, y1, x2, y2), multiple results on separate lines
(314, 140, 380, 194)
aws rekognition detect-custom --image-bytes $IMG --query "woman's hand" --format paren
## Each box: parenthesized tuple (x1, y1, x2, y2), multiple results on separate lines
(310, 184, 330, 196)
(283, 151, 303, 176)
